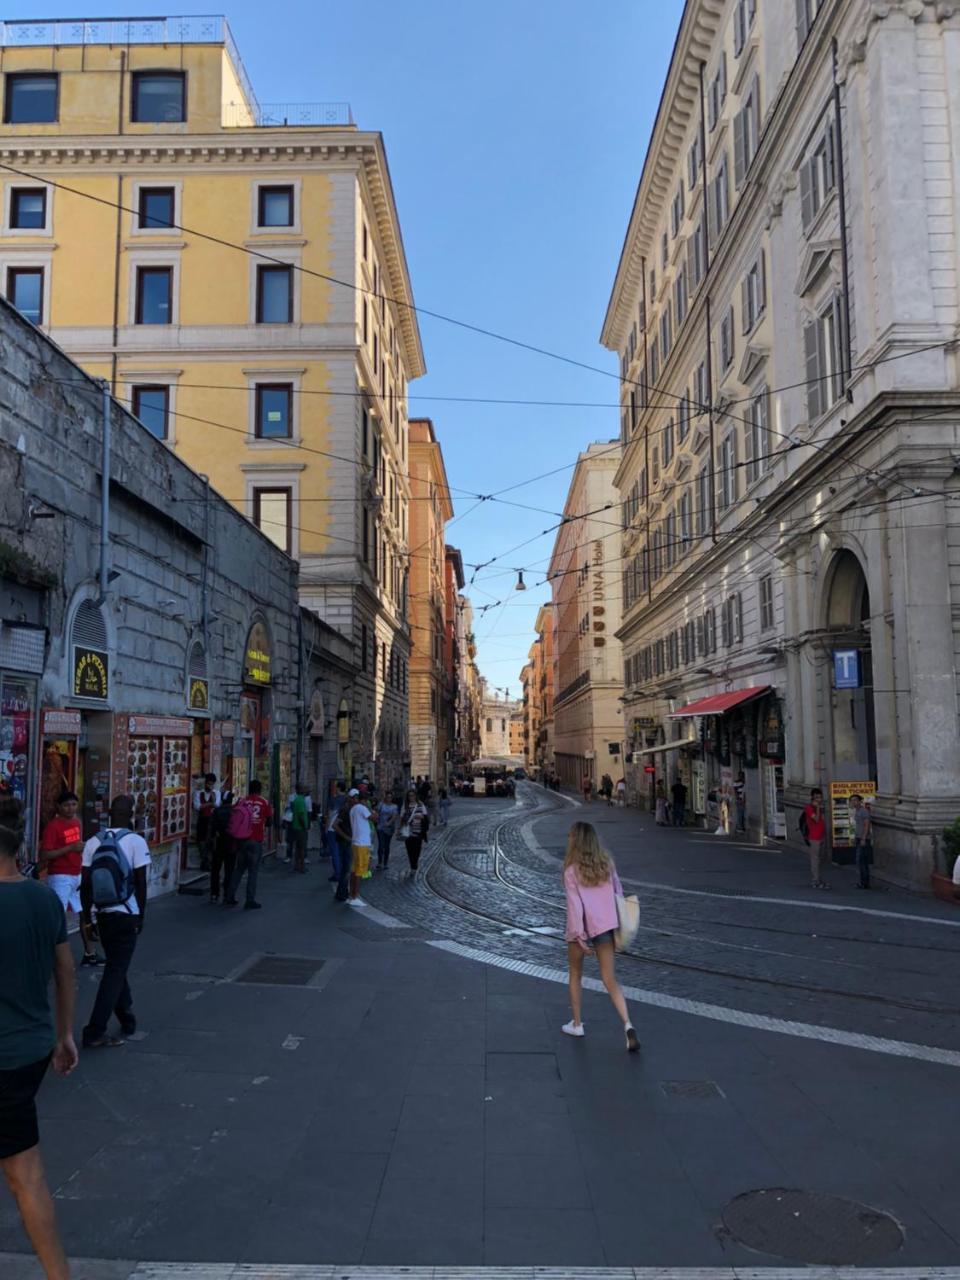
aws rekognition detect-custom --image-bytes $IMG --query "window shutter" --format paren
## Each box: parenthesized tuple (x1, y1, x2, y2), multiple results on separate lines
(804, 319, 823, 420)
(799, 157, 815, 232)
(832, 292, 847, 395)
(719, 51, 727, 104)
(707, 176, 718, 246)
(687, 234, 697, 291)
(734, 3, 745, 55)
(758, 249, 766, 314)
(744, 403, 755, 484)
(796, 0, 811, 47)
(825, 119, 837, 192)
(721, 599, 731, 647)
(751, 75, 761, 149)
(734, 109, 746, 189)
(741, 275, 751, 334)
(734, 592, 743, 642)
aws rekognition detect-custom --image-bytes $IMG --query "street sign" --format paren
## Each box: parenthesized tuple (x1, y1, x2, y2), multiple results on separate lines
(833, 649, 861, 689)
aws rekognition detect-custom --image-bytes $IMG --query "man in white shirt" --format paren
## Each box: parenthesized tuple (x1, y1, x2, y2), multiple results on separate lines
(347, 789, 372, 907)
(79, 795, 151, 1049)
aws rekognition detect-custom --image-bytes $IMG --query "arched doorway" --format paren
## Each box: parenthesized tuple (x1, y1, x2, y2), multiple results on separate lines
(824, 550, 877, 781)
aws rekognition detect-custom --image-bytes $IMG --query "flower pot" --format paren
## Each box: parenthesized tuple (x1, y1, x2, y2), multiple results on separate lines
(931, 872, 960, 904)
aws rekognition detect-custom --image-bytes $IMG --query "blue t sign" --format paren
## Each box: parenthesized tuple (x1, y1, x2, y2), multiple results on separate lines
(834, 649, 861, 689)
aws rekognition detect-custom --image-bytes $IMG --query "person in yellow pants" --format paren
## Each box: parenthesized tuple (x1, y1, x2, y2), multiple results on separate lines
(346, 788, 372, 908)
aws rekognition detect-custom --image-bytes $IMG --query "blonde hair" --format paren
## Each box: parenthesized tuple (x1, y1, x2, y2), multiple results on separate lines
(563, 821, 613, 887)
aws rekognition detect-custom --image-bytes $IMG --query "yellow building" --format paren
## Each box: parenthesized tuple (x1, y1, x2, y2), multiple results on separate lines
(407, 419, 453, 783)
(0, 15, 425, 787)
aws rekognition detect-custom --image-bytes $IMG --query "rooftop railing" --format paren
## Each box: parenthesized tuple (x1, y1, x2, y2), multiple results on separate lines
(0, 16, 260, 118)
(223, 102, 353, 128)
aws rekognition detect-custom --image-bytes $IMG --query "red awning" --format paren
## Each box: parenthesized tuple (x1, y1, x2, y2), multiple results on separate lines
(669, 686, 771, 718)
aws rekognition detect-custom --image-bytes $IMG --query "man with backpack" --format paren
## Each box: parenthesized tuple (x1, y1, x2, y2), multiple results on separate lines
(80, 795, 151, 1049)
(225, 779, 272, 911)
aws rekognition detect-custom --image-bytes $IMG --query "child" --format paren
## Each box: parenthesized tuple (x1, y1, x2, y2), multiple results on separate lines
(561, 821, 639, 1052)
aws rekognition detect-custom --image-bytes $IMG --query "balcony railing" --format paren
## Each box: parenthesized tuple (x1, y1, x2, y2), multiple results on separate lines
(1, 16, 260, 125)
(223, 102, 353, 128)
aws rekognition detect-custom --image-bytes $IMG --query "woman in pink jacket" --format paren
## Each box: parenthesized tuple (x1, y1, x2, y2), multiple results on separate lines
(562, 821, 639, 1051)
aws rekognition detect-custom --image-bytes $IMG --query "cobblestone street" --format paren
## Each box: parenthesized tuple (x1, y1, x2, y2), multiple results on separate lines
(3, 786, 959, 1277)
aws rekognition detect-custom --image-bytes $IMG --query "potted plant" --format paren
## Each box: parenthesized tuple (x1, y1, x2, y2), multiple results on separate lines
(933, 819, 960, 904)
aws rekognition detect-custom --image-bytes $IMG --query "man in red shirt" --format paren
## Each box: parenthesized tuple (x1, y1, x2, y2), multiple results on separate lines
(225, 779, 273, 912)
(38, 793, 100, 966)
(802, 787, 829, 890)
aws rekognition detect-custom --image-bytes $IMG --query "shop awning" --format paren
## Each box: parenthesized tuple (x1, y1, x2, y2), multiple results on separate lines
(668, 686, 771, 719)
(639, 737, 700, 754)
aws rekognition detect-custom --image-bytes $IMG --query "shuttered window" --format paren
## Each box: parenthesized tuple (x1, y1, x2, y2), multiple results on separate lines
(72, 600, 107, 651)
(804, 294, 846, 421)
(799, 115, 837, 233)
(741, 250, 766, 334)
(745, 388, 770, 485)
(733, 75, 761, 189)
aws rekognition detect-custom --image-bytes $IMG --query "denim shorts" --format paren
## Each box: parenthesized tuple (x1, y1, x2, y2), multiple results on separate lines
(589, 929, 616, 947)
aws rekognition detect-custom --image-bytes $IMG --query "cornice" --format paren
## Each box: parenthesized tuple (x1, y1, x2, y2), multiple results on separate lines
(600, 0, 726, 351)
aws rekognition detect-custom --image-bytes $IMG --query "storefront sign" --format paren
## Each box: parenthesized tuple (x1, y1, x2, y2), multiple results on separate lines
(829, 780, 877, 847)
(73, 647, 109, 700)
(833, 649, 861, 690)
(244, 621, 272, 686)
(42, 710, 82, 734)
(759, 697, 785, 759)
(634, 716, 657, 731)
(189, 677, 209, 710)
(128, 715, 193, 738)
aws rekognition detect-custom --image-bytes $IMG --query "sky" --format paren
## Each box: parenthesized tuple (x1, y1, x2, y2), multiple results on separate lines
(4, 0, 686, 695)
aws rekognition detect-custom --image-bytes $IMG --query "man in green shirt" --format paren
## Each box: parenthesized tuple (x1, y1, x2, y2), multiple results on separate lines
(0, 792, 78, 1280)
(291, 782, 310, 873)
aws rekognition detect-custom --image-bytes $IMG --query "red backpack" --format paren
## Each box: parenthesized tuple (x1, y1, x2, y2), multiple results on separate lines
(227, 798, 255, 840)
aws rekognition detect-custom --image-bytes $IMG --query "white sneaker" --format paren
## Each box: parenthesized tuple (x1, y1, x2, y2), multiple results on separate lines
(348, 897, 367, 908)
(562, 1020, 585, 1037)
(625, 1024, 640, 1052)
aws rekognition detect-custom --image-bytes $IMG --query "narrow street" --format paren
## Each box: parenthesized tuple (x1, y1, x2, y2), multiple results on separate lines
(3, 787, 958, 1277)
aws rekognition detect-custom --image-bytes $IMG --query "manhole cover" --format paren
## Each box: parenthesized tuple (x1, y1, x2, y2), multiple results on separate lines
(661, 1080, 724, 1099)
(234, 955, 326, 986)
(722, 1188, 904, 1265)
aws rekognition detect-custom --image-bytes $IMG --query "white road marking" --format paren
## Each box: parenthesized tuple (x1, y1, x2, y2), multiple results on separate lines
(281, 1034, 302, 1050)
(428, 939, 960, 1069)
(520, 820, 960, 928)
(351, 901, 410, 929)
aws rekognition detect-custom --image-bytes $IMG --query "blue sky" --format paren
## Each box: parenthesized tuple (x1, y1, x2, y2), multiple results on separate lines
(4, 0, 686, 694)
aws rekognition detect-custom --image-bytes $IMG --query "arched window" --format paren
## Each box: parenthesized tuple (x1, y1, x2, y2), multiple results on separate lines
(72, 599, 107, 652)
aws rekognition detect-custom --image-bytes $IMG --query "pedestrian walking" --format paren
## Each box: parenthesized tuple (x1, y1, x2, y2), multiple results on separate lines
(226, 779, 272, 911)
(0, 793, 78, 1280)
(561, 821, 639, 1052)
(655, 779, 669, 825)
(208, 790, 235, 903)
(438, 786, 450, 826)
(581, 772, 593, 804)
(852, 793, 873, 889)
(38, 791, 100, 966)
(616, 776, 626, 807)
(325, 782, 347, 877)
(601, 774, 614, 806)
(80, 796, 150, 1048)
(192, 773, 219, 868)
(331, 795, 354, 902)
(801, 787, 828, 889)
(376, 793, 399, 869)
(347, 789, 372, 906)
(734, 771, 747, 832)
(291, 783, 310, 873)
(670, 777, 687, 828)
(399, 788, 430, 875)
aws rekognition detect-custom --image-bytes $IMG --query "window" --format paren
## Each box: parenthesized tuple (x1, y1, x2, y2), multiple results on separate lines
(131, 385, 168, 440)
(671, 182, 685, 238)
(252, 487, 292, 554)
(734, 76, 761, 189)
(362, 223, 369, 262)
(662, 417, 675, 468)
(255, 384, 293, 439)
(703, 607, 717, 654)
(649, 335, 660, 387)
(661, 231, 669, 269)
(745, 387, 770, 484)
(257, 185, 294, 228)
(664, 509, 676, 569)
(649, 266, 657, 300)
(679, 490, 692, 548)
(720, 305, 735, 371)
(10, 189, 46, 230)
(675, 264, 688, 328)
(721, 593, 743, 646)
(799, 117, 837, 232)
(734, 0, 757, 56)
(759, 574, 775, 631)
(256, 265, 293, 323)
(659, 303, 672, 363)
(131, 71, 185, 123)
(741, 250, 766, 333)
(708, 55, 727, 132)
(135, 266, 172, 324)
(688, 218, 706, 291)
(718, 432, 737, 511)
(678, 393, 690, 443)
(804, 295, 846, 420)
(361, 623, 368, 673)
(3, 73, 58, 124)
(688, 134, 703, 189)
(138, 187, 174, 230)
(6, 267, 43, 324)
(797, 0, 826, 48)
(486, 718, 492, 733)
(709, 153, 730, 244)
(697, 467, 711, 536)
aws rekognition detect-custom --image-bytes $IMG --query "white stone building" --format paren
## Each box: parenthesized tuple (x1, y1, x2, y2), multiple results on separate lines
(601, 0, 960, 887)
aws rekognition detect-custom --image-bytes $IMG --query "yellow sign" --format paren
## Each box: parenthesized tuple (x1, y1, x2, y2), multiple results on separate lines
(73, 647, 109, 700)
(189, 677, 209, 710)
(243, 621, 272, 686)
(829, 780, 877, 847)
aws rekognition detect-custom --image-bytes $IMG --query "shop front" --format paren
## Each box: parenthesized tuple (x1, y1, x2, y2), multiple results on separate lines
(0, 622, 44, 848)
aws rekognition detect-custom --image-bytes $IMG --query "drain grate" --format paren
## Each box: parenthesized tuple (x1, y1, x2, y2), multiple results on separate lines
(661, 1080, 724, 1100)
(722, 1188, 904, 1265)
(233, 954, 326, 986)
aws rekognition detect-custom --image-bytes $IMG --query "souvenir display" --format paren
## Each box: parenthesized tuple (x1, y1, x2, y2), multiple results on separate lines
(161, 737, 189, 838)
(126, 736, 159, 842)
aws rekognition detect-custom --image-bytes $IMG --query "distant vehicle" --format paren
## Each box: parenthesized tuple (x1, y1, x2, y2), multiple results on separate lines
(514, 767, 527, 780)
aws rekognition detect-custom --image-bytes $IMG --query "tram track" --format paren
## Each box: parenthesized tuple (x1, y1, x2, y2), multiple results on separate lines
(418, 797, 960, 1022)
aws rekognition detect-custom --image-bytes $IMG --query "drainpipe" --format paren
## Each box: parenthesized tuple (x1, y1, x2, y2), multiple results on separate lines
(831, 38, 854, 388)
(641, 254, 651, 604)
(95, 379, 111, 605)
(110, 51, 126, 395)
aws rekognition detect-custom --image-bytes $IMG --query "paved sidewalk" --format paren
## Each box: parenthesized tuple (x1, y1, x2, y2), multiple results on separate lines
(1, 825, 957, 1271)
